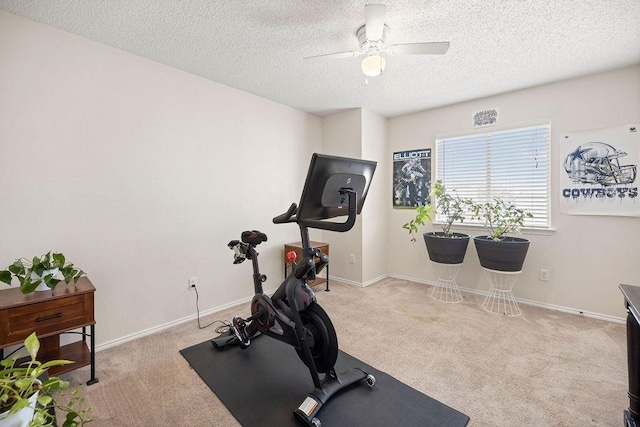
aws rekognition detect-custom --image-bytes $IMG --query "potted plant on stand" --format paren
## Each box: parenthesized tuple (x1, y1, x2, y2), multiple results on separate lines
(0, 252, 85, 294)
(402, 181, 472, 303)
(468, 198, 533, 272)
(402, 181, 471, 264)
(468, 198, 533, 316)
(0, 332, 92, 427)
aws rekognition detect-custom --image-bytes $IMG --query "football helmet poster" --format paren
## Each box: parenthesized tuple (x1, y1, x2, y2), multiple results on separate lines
(560, 124, 638, 216)
(393, 149, 431, 208)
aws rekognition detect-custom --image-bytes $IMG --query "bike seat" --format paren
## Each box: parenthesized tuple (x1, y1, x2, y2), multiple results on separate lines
(241, 230, 268, 245)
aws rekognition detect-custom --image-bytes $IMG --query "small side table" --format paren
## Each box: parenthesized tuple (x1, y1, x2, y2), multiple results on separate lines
(284, 241, 330, 291)
(481, 268, 522, 316)
(431, 262, 463, 303)
(0, 277, 98, 385)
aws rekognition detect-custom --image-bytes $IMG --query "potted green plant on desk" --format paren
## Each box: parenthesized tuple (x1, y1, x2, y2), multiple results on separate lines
(0, 332, 92, 427)
(0, 252, 85, 294)
(402, 181, 471, 264)
(468, 198, 533, 272)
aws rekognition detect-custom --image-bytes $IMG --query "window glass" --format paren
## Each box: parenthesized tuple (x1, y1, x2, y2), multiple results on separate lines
(436, 123, 551, 228)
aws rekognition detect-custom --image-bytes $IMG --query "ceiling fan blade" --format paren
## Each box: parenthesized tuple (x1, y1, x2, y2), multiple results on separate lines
(303, 51, 360, 63)
(389, 42, 450, 55)
(365, 4, 386, 41)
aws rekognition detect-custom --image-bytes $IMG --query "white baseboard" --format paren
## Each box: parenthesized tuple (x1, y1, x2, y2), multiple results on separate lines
(95, 294, 255, 352)
(328, 275, 363, 288)
(388, 273, 625, 324)
(328, 274, 388, 288)
(388, 273, 436, 287)
(363, 274, 389, 287)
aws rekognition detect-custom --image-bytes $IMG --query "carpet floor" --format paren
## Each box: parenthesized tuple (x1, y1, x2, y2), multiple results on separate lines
(58, 277, 627, 426)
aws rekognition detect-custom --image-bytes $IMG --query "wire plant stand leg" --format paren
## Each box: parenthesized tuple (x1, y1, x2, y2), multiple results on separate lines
(431, 262, 463, 303)
(481, 268, 522, 316)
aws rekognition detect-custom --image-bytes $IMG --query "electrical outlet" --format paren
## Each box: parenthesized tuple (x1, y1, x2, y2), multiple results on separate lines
(349, 254, 356, 264)
(539, 269, 549, 281)
(188, 277, 197, 290)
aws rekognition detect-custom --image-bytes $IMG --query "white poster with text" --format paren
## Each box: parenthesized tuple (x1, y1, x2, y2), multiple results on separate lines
(560, 124, 638, 216)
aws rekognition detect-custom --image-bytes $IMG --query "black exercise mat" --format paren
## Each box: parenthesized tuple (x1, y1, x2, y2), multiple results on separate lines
(180, 335, 470, 427)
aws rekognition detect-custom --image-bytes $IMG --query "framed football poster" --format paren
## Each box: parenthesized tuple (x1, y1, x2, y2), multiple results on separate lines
(393, 149, 431, 208)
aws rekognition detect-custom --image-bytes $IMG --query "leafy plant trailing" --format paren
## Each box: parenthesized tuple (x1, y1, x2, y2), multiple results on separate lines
(401, 204, 435, 242)
(468, 198, 533, 272)
(402, 181, 472, 264)
(0, 332, 92, 426)
(431, 180, 471, 237)
(0, 252, 85, 294)
(402, 180, 470, 240)
(467, 198, 533, 241)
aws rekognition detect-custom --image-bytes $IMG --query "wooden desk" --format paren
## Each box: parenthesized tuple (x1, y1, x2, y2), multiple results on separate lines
(284, 241, 330, 291)
(620, 284, 640, 426)
(0, 277, 98, 385)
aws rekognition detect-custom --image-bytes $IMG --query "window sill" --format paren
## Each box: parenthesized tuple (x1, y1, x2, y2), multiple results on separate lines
(432, 222, 556, 237)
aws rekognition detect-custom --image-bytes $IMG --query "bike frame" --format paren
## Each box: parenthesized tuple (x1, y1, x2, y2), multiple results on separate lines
(244, 221, 329, 389)
(213, 187, 374, 426)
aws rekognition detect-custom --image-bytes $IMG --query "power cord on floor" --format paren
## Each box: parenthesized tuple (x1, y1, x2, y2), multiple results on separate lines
(193, 285, 232, 333)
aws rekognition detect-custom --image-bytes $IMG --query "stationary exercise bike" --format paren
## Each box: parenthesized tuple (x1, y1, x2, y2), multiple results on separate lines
(212, 154, 377, 427)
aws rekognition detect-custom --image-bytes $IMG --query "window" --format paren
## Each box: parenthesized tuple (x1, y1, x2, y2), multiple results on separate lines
(436, 123, 551, 229)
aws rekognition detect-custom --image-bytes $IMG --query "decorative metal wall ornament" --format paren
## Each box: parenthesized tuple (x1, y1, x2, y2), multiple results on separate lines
(473, 108, 499, 127)
(560, 124, 639, 216)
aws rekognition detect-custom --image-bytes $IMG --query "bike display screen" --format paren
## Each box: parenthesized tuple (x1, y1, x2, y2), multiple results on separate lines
(297, 154, 376, 221)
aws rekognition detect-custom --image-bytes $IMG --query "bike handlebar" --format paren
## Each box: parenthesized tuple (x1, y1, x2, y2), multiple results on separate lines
(298, 189, 357, 232)
(272, 189, 358, 233)
(272, 203, 298, 224)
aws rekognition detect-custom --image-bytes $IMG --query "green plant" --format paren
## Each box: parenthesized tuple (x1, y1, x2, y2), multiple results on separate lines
(0, 252, 85, 294)
(432, 180, 470, 237)
(0, 332, 92, 426)
(401, 180, 469, 241)
(468, 198, 533, 241)
(401, 204, 435, 242)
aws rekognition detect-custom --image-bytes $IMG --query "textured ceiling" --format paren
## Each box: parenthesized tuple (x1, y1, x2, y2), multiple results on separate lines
(1, 0, 639, 117)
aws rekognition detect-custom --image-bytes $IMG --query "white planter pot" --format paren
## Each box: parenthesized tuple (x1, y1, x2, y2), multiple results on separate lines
(0, 389, 40, 427)
(31, 268, 59, 292)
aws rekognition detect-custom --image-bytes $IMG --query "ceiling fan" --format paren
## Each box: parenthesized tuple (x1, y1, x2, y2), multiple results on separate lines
(304, 4, 450, 78)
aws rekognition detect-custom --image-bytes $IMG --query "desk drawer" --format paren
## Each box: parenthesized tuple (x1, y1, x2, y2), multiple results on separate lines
(1, 294, 93, 346)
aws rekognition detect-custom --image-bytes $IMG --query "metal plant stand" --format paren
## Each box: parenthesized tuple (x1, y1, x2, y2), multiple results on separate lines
(481, 268, 522, 316)
(431, 262, 463, 303)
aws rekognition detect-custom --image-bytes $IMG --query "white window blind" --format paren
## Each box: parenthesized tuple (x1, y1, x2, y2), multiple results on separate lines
(436, 123, 551, 229)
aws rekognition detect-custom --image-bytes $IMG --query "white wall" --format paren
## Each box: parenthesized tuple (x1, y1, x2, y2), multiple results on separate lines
(320, 110, 364, 284)
(388, 65, 640, 319)
(320, 109, 389, 286)
(0, 11, 322, 346)
(361, 109, 389, 285)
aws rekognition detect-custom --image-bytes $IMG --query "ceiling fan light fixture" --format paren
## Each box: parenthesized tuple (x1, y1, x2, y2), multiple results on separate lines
(361, 54, 385, 77)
